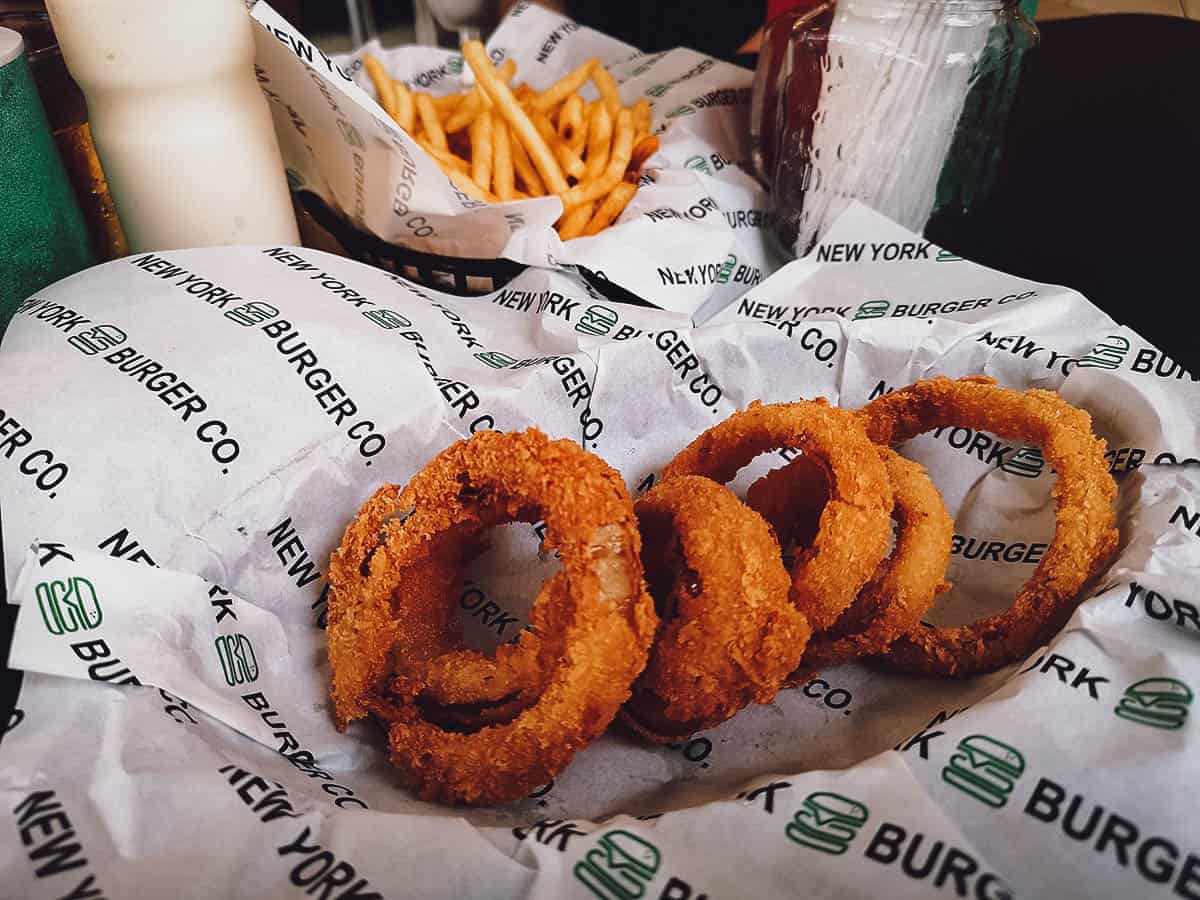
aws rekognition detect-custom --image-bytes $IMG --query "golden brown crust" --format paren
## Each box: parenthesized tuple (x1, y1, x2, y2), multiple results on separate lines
(341, 429, 656, 805)
(798, 450, 952, 668)
(859, 378, 1119, 675)
(621, 476, 810, 743)
(744, 454, 828, 553)
(660, 400, 895, 634)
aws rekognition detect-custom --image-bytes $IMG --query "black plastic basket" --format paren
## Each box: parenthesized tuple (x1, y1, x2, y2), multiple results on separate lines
(299, 192, 653, 308)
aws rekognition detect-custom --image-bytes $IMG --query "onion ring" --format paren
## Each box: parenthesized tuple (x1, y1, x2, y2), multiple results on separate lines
(620, 476, 810, 743)
(330, 428, 657, 805)
(660, 400, 894, 634)
(746, 449, 953, 669)
(858, 377, 1118, 675)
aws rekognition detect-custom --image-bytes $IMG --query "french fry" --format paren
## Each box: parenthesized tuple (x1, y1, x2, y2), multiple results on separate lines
(582, 182, 637, 235)
(462, 40, 569, 194)
(468, 111, 493, 192)
(448, 169, 498, 203)
(418, 139, 471, 174)
(591, 65, 622, 119)
(632, 99, 652, 138)
(558, 94, 584, 141)
(431, 93, 463, 113)
(583, 103, 612, 180)
(557, 201, 595, 240)
(378, 41, 643, 235)
(445, 94, 482, 132)
(364, 54, 397, 120)
(626, 135, 659, 179)
(567, 111, 589, 156)
(509, 123, 546, 196)
(393, 80, 416, 132)
(529, 109, 586, 182)
(491, 110, 515, 201)
(415, 93, 447, 151)
(531, 59, 597, 113)
(559, 108, 633, 207)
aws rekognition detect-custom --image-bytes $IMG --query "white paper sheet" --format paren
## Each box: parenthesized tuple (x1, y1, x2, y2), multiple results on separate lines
(2, 207, 1199, 899)
(246, 1, 777, 316)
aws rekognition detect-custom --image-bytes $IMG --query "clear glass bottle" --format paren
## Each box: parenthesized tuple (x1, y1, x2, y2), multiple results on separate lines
(750, 0, 1038, 257)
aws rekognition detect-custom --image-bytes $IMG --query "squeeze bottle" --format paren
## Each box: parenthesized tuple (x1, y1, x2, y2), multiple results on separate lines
(44, 0, 299, 251)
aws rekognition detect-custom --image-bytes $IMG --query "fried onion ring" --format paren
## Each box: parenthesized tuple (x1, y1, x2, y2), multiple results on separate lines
(747, 449, 953, 668)
(330, 429, 656, 805)
(660, 400, 894, 634)
(620, 476, 810, 743)
(858, 377, 1118, 675)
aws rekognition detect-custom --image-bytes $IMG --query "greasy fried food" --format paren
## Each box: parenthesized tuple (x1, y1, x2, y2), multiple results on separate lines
(747, 450, 953, 669)
(661, 400, 894, 635)
(859, 377, 1118, 675)
(621, 476, 810, 743)
(744, 453, 828, 554)
(361, 49, 657, 237)
(329, 429, 657, 805)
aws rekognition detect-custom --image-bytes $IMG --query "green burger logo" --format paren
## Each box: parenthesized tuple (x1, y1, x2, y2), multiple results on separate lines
(474, 350, 517, 369)
(362, 308, 412, 330)
(1077, 335, 1131, 371)
(665, 104, 695, 119)
(36, 577, 102, 635)
(785, 792, 870, 855)
(576, 303, 619, 337)
(1001, 447, 1045, 479)
(446, 55, 464, 75)
(68, 324, 127, 356)
(336, 120, 365, 150)
(941, 734, 1026, 808)
(683, 155, 711, 176)
(715, 254, 737, 285)
(853, 300, 889, 321)
(1114, 677, 1192, 730)
(574, 830, 661, 900)
(215, 633, 259, 686)
(225, 301, 281, 327)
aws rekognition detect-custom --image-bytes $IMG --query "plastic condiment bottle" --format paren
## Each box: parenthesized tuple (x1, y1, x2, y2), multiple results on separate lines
(44, 0, 299, 251)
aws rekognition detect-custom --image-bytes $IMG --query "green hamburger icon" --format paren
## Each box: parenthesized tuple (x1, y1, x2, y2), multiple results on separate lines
(215, 633, 259, 686)
(1001, 447, 1045, 479)
(575, 304, 619, 337)
(941, 734, 1025, 808)
(1077, 334, 1130, 371)
(785, 792, 870, 855)
(574, 830, 661, 900)
(853, 300, 889, 321)
(1114, 678, 1193, 730)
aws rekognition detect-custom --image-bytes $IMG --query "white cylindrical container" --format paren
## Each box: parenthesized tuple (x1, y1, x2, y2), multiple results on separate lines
(45, 0, 299, 251)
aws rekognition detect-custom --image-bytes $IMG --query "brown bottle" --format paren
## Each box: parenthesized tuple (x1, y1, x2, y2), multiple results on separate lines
(0, 0, 126, 259)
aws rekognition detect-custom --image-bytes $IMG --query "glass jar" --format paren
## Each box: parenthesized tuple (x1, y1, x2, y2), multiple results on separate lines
(750, 0, 1038, 257)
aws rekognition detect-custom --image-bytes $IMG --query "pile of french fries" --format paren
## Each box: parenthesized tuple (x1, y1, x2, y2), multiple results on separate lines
(364, 41, 658, 239)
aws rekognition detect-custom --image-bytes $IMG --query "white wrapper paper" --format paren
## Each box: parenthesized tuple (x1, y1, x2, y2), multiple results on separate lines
(247, 1, 780, 315)
(2, 207, 1199, 899)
